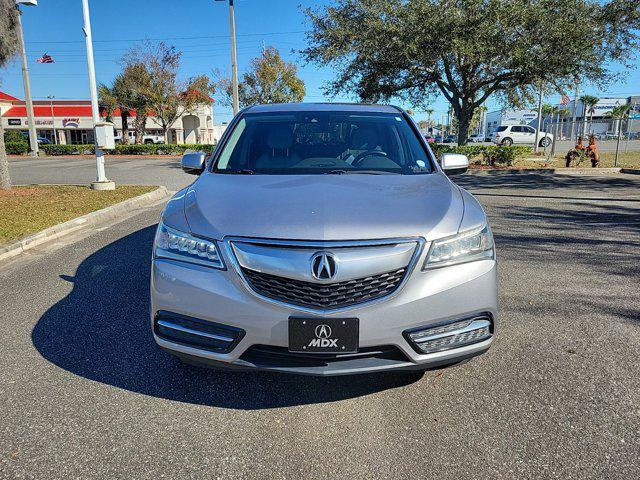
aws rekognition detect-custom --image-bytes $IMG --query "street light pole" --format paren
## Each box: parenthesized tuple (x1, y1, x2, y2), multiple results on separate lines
(534, 83, 543, 153)
(47, 95, 57, 144)
(15, 2, 38, 157)
(216, 0, 239, 115)
(81, 0, 113, 189)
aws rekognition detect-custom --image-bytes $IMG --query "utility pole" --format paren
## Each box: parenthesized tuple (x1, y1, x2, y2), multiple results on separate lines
(82, 0, 114, 190)
(570, 82, 579, 142)
(534, 84, 543, 153)
(15, 1, 38, 157)
(47, 95, 57, 144)
(216, 0, 239, 115)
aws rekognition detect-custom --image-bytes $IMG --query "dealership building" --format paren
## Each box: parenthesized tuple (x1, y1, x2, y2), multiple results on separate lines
(0, 90, 226, 144)
(485, 96, 640, 138)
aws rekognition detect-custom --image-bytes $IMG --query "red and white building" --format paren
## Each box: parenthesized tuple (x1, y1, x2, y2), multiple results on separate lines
(0, 90, 225, 145)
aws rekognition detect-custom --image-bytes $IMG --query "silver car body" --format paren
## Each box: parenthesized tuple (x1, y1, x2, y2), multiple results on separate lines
(151, 103, 497, 376)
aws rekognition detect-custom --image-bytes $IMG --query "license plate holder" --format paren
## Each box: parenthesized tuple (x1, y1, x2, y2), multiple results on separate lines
(288, 317, 359, 353)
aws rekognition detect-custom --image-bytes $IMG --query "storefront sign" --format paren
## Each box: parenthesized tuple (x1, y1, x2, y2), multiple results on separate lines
(8, 119, 21, 126)
(63, 117, 80, 128)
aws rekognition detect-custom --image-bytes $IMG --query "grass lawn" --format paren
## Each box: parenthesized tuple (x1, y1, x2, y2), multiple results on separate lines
(468, 151, 640, 169)
(0, 185, 156, 246)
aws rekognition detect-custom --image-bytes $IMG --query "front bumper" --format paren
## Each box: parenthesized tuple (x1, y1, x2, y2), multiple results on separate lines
(151, 253, 498, 376)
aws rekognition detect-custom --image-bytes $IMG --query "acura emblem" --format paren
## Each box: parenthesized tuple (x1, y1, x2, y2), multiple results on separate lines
(310, 251, 338, 280)
(315, 324, 332, 339)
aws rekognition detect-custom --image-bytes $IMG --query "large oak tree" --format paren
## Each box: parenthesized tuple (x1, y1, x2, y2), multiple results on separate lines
(303, 0, 640, 144)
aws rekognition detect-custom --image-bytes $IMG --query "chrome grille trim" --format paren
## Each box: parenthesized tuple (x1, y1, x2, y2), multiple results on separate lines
(224, 236, 426, 314)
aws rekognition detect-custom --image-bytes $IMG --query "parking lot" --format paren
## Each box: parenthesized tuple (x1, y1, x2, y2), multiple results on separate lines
(1, 159, 639, 478)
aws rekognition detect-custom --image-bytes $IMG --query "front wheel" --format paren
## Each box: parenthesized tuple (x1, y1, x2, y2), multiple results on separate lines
(144, 139, 153, 144)
(539, 137, 551, 148)
(500, 137, 513, 146)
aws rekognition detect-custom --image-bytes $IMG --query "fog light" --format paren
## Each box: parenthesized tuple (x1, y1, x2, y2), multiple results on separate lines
(406, 316, 492, 354)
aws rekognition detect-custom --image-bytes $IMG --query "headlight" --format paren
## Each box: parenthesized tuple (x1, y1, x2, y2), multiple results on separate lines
(423, 224, 494, 269)
(154, 222, 225, 269)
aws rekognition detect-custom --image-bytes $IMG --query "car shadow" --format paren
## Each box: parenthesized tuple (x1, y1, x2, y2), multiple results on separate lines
(31, 225, 422, 410)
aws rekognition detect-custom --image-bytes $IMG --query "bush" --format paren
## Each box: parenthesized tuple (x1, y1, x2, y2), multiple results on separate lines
(5, 142, 29, 155)
(38, 143, 216, 156)
(41, 144, 94, 155)
(113, 143, 216, 155)
(430, 144, 531, 166)
(4, 130, 28, 144)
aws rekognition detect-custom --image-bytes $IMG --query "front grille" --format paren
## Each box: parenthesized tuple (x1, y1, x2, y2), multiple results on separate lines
(241, 267, 407, 310)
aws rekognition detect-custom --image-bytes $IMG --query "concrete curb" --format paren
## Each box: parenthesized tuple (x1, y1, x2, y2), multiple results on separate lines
(468, 167, 640, 175)
(0, 186, 170, 263)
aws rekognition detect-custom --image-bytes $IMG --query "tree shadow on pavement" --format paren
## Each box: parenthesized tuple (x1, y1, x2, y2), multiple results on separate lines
(31, 226, 422, 410)
(455, 172, 640, 200)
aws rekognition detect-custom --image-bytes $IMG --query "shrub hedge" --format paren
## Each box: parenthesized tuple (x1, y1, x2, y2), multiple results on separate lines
(5, 142, 30, 155)
(430, 144, 532, 166)
(39, 143, 217, 156)
(4, 130, 28, 144)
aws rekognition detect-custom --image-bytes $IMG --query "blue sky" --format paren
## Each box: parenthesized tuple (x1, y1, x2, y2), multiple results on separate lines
(1, 0, 638, 123)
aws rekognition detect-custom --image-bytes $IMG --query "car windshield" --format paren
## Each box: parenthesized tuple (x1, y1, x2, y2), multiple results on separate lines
(213, 111, 433, 174)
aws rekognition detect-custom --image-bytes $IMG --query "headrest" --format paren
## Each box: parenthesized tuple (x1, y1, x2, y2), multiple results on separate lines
(350, 125, 379, 149)
(267, 124, 294, 149)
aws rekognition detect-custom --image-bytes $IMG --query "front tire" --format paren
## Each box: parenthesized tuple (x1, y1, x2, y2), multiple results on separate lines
(144, 139, 153, 144)
(501, 137, 513, 146)
(539, 137, 551, 148)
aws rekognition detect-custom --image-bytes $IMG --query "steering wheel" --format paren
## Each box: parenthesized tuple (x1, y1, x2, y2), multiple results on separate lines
(351, 149, 389, 167)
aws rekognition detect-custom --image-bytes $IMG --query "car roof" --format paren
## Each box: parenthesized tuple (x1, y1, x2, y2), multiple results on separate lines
(243, 102, 403, 114)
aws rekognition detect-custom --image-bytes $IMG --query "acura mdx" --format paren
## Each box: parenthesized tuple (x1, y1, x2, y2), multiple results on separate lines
(151, 103, 497, 375)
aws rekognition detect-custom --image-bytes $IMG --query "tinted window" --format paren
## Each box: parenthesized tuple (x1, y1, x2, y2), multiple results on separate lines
(523, 126, 535, 133)
(496, 125, 508, 132)
(213, 112, 433, 175)
(511, 126, 523, 133)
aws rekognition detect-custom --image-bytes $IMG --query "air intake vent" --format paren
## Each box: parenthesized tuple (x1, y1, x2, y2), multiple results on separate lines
(154, 311, 245, 354)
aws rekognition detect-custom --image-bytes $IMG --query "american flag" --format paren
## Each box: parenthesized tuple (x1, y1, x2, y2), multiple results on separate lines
(560, 93, 571, 105)
(36, 53, 54, 64)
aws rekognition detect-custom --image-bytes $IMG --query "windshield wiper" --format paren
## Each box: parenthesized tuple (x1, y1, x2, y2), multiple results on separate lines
(343, 170, 399, 175)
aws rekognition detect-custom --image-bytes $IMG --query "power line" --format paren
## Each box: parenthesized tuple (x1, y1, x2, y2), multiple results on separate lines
(25, 30, 306, 45)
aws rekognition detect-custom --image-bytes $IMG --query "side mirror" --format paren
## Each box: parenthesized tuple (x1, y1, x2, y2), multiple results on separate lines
(440, 153, 469, 175)
(181, 151, 206, 175)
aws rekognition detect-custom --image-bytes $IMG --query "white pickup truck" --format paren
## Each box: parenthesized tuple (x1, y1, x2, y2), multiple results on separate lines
(115, 132, 165, 144)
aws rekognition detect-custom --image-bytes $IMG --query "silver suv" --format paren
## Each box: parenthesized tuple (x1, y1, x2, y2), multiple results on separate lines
(151, 103, 497, 376)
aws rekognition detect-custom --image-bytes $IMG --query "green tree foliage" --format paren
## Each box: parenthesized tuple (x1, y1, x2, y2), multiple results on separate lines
(303, 0, 640, 145)
(122, 42, 215, 143)
(220, 46, 305, 108)
(0, 0, 20, 190)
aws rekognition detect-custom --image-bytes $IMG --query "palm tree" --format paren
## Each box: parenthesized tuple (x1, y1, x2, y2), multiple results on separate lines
(604, 104, 631, 136)
(424, 108, 434, 131)
(579, 95, 599, 136)
(99, 74, 133, 144)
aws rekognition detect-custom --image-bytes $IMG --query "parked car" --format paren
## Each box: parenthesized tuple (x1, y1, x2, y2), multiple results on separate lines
(424, 135, 435, 143)
(151, 103, 497, 376)
(603, 131, 626, 140)
(115, 131, 165, 144)
(434, 135, 444, 142)
(443, 135, 457, 143)
(22, 132, 52, 145)
(467, 134, 485, 143)
(492, 125, 552, 147)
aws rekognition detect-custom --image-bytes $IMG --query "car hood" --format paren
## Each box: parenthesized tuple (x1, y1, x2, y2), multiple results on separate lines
(182, 172, 464, 241)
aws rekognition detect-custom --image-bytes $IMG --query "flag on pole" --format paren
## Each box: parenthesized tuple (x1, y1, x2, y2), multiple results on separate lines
(560, 93, 571, 105)
(36, 53, 54, 64)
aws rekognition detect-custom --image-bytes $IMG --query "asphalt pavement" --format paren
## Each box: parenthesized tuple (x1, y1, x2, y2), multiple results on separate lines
(1, 162, 639, 479)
